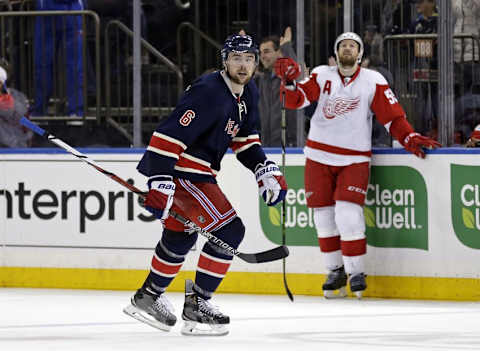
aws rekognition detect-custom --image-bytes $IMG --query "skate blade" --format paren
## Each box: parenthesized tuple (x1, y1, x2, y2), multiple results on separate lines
(323, 286, 347, 299)
(123, 304, 173, 332)
(354, 290, 364, 299)
(181, 321, 229, 336)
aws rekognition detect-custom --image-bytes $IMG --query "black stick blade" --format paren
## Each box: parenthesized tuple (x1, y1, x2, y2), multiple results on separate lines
(237, 245, 289, 264)
(283, 274, 294, 301)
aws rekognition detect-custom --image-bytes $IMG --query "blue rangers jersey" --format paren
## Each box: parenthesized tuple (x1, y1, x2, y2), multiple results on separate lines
(137, 70, 267, 182)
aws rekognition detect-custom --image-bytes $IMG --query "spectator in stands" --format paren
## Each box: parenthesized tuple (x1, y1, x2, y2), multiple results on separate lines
(381, 0, 412, 35)
(409, 0, 439, 135)
(255, 27, 304, 147)
(0, 66, 32, 148)
(452, 0, 480, 96)
(32, 0, 85, 122)
(409, 0, 438, 34)
(363, 25, 384, 65)
(455, 92, 480, 144)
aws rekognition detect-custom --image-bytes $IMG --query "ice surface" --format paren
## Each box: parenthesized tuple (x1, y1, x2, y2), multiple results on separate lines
(0, 288, 479, 351)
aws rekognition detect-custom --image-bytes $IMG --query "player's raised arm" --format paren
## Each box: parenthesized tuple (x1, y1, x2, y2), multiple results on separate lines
(274, 56, 320, 109)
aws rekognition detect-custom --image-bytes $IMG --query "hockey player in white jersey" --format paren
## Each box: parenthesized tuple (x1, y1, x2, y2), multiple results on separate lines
(274, 32, 441, 298)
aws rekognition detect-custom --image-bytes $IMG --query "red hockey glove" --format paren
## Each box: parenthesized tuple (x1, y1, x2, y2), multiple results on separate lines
(465, 125, 480, 147)
(144, 175, 176, 220)
(255, 161, 288, 206)
(403, 132, 441, 158)
(0, 94, 14, 112)
(274, 57, 301, 82)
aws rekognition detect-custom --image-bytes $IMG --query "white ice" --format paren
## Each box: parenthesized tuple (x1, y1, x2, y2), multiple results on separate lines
(1, 288, 480, 351)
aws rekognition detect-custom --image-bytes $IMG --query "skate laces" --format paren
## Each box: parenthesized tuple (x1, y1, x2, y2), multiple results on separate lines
(153, 294, 175, 316)
(198, 297, 222, 317)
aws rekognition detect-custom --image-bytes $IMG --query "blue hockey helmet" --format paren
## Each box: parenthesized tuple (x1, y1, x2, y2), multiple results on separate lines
(221, 34, 259, 64)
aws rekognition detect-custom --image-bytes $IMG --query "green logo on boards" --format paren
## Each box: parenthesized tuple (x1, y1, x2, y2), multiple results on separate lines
(259, 166, 317, 246)
(451, 164, 480, 249)
(365, 166, 428, 250)
(259, 165, 428, 249)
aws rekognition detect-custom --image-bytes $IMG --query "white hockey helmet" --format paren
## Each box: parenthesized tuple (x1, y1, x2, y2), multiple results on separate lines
(334, 32, 364, 64)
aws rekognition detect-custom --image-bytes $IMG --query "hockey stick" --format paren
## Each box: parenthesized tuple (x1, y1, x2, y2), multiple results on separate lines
(280, 89, 294, 301)
(20, 117, 289, 264)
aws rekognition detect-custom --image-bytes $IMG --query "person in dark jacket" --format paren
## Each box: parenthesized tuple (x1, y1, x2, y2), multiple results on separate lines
(255, 27, 305, 146)
(32, 0, 85, 119)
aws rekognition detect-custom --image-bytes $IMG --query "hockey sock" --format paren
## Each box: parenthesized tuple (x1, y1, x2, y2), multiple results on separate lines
(194, 242, 233, 299)
(145, 229, 198, 294)
(341, 238, 366, 275)
(318, 235, 343, 271)
(194, 217, 245, 299)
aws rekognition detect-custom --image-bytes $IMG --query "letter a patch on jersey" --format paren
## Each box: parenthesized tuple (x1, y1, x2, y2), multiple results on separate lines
(323, 80, 332, 95)
(179, 110, 196, 126)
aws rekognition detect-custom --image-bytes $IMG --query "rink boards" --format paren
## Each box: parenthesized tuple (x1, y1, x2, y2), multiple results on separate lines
(1, 148, 480, 300)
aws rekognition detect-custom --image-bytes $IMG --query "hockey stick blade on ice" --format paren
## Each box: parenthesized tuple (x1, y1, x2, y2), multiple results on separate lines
(20, 117, 289, 264)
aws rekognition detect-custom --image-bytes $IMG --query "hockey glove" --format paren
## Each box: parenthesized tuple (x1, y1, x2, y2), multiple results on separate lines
(403, 132, 441, 158)
(144, 175, 176, 220)
(255, 161, 288, 206)
(274, 57, 301, 83)
(465, 125, 480, 147)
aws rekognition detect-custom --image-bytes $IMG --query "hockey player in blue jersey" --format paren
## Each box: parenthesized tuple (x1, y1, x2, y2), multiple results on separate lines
(123, 34, 288, 336)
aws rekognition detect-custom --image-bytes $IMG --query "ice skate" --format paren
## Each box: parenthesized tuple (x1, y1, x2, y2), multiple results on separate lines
(181, 279, 229, 336)
(349, 273, 367, 299)
(322, 266, 348, 299)
(123, 287, 177, 331)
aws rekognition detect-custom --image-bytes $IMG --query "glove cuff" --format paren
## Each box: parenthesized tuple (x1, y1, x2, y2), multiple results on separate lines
(254, 161, 281, 181)
(403, 132, 420, 145)
(147, 175, 174, 189)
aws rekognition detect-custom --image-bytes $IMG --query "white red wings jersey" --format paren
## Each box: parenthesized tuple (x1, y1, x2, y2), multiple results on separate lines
(290, 65, 405, 166)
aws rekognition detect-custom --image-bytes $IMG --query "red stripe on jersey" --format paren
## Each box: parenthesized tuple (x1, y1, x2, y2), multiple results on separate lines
(339, 66, 361, 86)
(151, 256, 183, 275)
(318, 236, 341, 253)
(230, 137, 260, 152)
(306, 139, 372, 157)
(341, 238, 367, 256)
(176, 155, 215, 175)
(149, 134, 185, 156)
(295, 73, 320, 103)
(197, 254, 231, 276)
(371, 84, 406, 125)
(389, 117, 415, 146)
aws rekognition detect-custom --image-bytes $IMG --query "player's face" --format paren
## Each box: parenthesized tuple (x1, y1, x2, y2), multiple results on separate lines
(259, 41, 280, 70)
(338, 39, 360, 67)
(225, 52, 257, 85)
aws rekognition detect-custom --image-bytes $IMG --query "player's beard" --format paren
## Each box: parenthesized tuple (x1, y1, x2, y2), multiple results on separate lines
(338, 53, 357, 67)
(227, 68, 254, 85)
